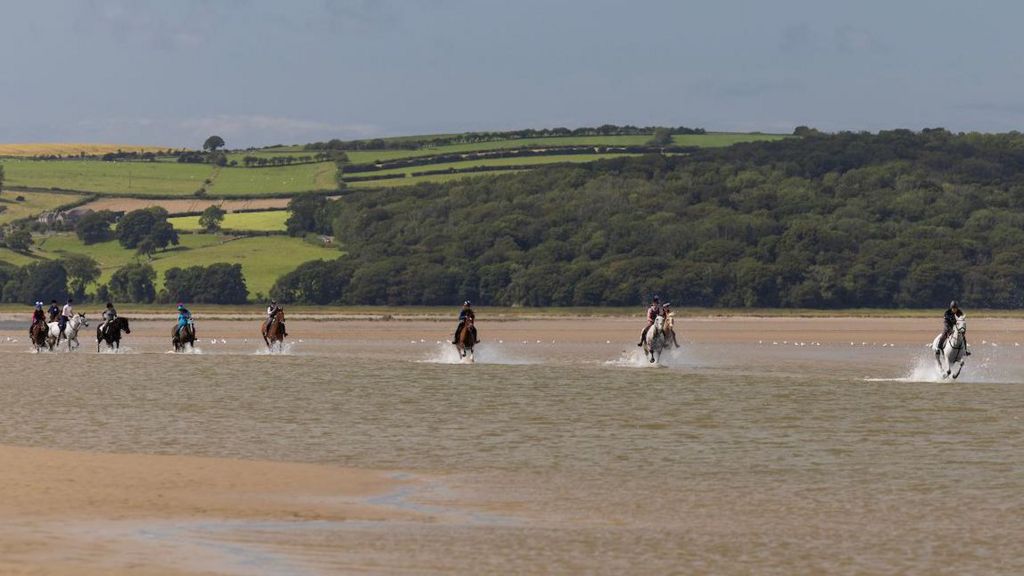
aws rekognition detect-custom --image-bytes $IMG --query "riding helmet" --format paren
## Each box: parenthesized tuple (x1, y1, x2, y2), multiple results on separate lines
(950, 300, 959, 309)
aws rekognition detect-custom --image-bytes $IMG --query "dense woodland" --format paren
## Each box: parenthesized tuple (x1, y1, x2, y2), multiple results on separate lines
(275, 129, 1024, 308)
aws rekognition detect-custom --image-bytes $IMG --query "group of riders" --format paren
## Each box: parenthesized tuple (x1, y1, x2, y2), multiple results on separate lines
(28, 298, 288, 346)
(29, 298, 81, 342)
(26, 294, 970, 356)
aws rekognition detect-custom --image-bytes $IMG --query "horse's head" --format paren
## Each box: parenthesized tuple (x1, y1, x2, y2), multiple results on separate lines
(653, 315, 665, 331)
(275, 309, 285, 322)
(76, 313, 88, 327)
(956, 315, 967, 333)
(120, 317, 131, 333)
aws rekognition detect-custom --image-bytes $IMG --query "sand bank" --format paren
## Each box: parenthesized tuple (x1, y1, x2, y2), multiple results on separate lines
(0, 445, 416, 575)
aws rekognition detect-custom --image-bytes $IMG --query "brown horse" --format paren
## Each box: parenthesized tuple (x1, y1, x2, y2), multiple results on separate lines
(30, 322, 49, 352)
(454, 317, 475, 361)
(262, 308, 286, 348)
(172, 321, 196, 352)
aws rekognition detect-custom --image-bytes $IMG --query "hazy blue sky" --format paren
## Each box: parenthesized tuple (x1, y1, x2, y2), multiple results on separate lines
(1, 0, 1022, 147)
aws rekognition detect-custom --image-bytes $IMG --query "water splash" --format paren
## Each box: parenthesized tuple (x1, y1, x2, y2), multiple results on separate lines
(606, 346, 692, 369)
(254, 341, 297, 355)
(98, 345, 135, 355)
(420, 343, 532, 365)
(865, 346, 1021, 384)
(166, 346, 204, 355)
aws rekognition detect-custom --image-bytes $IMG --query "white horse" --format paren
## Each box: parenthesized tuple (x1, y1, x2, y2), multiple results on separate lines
(932, 314, 967, 379)
(642, 315, 667, 364)
(45, 313, 89, 352)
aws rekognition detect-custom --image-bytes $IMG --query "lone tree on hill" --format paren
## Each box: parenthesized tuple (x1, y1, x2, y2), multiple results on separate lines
(199, 205, 226, 232)
(203, 135, 226, 152)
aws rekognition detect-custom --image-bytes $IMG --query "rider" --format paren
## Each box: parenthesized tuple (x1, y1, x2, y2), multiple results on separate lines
(47, 299, 60, 323)
(58, 297, 74, 339)
(937, 300, 970, 356)
(452, 300, 479, 344)
(175, 303, 192, 338)
(265, 299, 287, 337)
(98, 302, 117, 336)
(637, 296, 663, 347)
(30, 301, 46, 337)
(662, 302, 680, 349)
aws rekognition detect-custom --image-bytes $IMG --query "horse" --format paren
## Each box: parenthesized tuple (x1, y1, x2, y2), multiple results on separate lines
(29, 322, 49, 352)
(97, 317, 130, 352)
(642, 314, 667, 364)
(262, 308, 286, 349)
(45, 313, 88, 352)
(454, 317, 476, 361)
(663, 313, 679, 350)
(172, 321, 196, 352)
(933, 314, 967, 379)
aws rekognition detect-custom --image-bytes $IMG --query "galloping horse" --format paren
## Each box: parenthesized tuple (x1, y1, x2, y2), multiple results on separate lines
(172, 321, 196, 352)
(45, 313, 88, 352)
(642, 315, 667, 364)
(454, 317, 476, 361)
(97, 317, 130, 352)
(933, 314, 967, 379)
(30, 322, 49, 352)
(262, 308, 286, 349)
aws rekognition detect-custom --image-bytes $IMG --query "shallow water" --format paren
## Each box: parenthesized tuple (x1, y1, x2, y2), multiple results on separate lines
(1, 318, 1023, 574)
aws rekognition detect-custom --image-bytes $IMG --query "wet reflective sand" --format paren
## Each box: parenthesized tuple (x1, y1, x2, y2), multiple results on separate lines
(1, 316, 1022, 574)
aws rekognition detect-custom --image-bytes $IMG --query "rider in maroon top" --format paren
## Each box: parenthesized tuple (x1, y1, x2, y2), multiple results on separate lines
(637, 296, 663, 347)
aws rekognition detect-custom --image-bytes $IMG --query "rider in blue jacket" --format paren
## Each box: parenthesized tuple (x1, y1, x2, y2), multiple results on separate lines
(452, 301, 479, 344)
(175, 303, 192, 337)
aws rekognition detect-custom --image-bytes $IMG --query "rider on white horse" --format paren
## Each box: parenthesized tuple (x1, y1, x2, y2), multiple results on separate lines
(936, 300, 970, 356)
(58, 298, 74, 339)
(637, 296, 663, 347)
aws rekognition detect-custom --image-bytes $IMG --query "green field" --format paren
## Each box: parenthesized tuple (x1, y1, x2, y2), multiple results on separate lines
(260, 132, 790, 165)
(0, 191, 89, 225)
(0, 159, 336, 197)
(2, 159, 211, 195)
(34, 233, 340, 296)
(345, 171, 528, 188)
(168, 210, 288, 232)
(345, 153, 642, 180)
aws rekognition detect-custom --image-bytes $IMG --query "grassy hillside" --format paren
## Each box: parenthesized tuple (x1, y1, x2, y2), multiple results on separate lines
(168, 210, 288, 232)
(0, 191, 89, 225)
(1, 159, 335, 197)
(0, 143, 170, 157)
(33, 233, 339, 295)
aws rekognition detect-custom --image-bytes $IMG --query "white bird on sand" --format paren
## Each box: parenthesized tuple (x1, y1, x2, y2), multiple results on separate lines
(220, 339, 227, 344)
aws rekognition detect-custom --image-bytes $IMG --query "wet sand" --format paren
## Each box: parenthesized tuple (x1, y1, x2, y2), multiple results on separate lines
(1, 315, 1023, 574)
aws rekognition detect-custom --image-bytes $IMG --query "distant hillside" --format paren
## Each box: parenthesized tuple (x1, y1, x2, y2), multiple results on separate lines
(0, 143, 172, 158)
(274, 129, 1024, 309)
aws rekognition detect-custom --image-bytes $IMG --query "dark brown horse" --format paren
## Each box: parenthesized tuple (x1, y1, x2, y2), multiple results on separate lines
(172, 321, 196, 352)
(454, 317, 476, 361)
(262, 308, 286, 348)
(97, 317, 130, 352)
(30, 322, 49, 352)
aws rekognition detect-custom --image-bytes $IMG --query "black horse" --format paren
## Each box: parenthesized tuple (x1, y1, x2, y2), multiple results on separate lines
(97, 317, 131, 352)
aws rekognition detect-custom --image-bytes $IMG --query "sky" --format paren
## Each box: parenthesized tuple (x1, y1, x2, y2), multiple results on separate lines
(1, 0, 1023, 148)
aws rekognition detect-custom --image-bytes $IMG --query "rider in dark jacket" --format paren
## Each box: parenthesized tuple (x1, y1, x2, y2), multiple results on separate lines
(452, 301, 479, 344)
(47, 300, 60, 323)
(937, 300, 970, 356)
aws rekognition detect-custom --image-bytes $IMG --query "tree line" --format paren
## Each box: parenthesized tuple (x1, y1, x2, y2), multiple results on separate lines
(303, 125, 706, 151)
(275, 128, 1024, 309)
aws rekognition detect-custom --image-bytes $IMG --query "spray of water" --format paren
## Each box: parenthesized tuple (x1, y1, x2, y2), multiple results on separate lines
(865, 344, 1021, 384)
(166, 346, 204, 355)
(420, 343, 532, 365)
(605, 346, 692, 369)
(253, 341, 297, 355)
